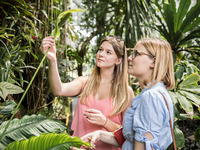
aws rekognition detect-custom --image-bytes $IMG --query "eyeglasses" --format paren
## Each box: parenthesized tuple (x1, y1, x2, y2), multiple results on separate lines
(130, 50, 154, 59)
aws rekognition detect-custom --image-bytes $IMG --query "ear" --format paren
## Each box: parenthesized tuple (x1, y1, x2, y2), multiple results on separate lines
(150, 57, 155, 69)
(115, 58, 122, 66)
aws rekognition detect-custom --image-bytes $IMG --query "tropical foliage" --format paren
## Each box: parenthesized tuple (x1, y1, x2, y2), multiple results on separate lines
(169, 61, 200, 148)
(0, 114, 67, 149)
(0, 0, 200, 149)
(0, 82, 24, 101)
(6, 133, 91, 150)
(151, 0, 200, 63)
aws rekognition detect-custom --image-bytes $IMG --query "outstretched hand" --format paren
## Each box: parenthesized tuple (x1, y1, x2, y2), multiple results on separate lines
(81, 130, 101, 148)
(84, 109, 107, 127)
(40, 36, 57, 62)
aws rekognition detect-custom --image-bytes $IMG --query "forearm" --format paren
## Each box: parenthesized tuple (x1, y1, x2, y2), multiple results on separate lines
(48, 60, 63, 96)
(99, 131, 120, 147)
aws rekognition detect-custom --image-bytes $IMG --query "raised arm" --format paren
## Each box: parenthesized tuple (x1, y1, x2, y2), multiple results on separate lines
(40, 36, 87, 97)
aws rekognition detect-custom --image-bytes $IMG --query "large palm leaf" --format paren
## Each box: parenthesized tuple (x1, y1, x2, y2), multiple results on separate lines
(125, 0, 152, 48)
(151, 0, 200, 56)
(5, 133, 92, 150)
(0, 114, 66, 149)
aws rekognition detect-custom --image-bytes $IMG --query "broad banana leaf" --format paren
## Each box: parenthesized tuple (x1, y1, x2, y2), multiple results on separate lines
(5, 133, 92, 150)
(0, 82, 24, 101)
(0, 114, 66, 149)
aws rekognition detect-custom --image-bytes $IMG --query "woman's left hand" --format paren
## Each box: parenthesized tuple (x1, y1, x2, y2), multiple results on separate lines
(84, 109, 107, 126)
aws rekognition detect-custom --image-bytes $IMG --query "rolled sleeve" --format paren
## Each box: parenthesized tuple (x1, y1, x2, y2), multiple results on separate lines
(133, 90, 165, 149)
(135, 132, 159, 150)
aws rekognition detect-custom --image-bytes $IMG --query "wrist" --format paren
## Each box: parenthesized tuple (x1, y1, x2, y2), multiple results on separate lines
(49, 59, 57, 66)
(102, 117, 108, 127)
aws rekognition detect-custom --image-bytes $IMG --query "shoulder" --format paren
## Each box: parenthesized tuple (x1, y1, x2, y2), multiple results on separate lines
(72, 76, 89, 90)
(79, 76, 88, 82)
(128, 86, 134, 97)
(74, 76, 88, 84)
(140, 89, 165, 110)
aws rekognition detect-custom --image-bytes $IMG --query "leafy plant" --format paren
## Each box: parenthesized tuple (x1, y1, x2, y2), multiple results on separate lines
(0, 7, 86, 150)
(168, 61, 200, 148)
(170, 61, 200, 117)
(0, 114, 67, 149)
(151, 0, 200, 61)
(0, 99, 16, 125)
(5, 133, 92, 150)
(0, 82, 24, 101)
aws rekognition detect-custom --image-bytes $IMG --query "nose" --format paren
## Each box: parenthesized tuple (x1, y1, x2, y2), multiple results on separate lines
(98, 50, 105, 57)
(127, 55, 132, 61)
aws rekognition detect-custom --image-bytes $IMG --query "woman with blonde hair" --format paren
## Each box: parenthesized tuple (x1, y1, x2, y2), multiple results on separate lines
(82, 38, 175, 150)
(40, 35, 134, 150)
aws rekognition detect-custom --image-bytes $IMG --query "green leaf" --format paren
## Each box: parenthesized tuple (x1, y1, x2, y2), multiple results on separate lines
(180, 85, 200, 94)
(178, 28, 200, 46)
(58, 13, 71, 27)
(179, 73, 200, 87)
(0, 82, 24, 100)
(0, 114, 66, 149)
(173, 104, 180, 119)
(168, 91, 178, 104)
(51, 9, 86, 39)
(174, 65, 185, 81)
(180, 0, 200, 32)
(174, 124, 185, 148)
(182, 17, 200, 33)
(51, 19, 60, 39)
(176, 92, 193, 117)
(0, 99, 16, 116)
(179, 90, 200, 106)
(6, 133, 92, 150)
(174, 0, 190, 32)
(162, 0, 176, 40)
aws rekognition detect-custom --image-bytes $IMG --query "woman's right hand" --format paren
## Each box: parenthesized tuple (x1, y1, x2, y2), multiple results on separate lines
(40, 36, 57, 62)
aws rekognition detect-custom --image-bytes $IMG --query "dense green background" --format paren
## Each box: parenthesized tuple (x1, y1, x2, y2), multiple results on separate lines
(0, 0, 200, 149)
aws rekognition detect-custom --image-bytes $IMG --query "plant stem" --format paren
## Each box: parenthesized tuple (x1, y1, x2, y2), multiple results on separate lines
(0, 49, 50, 140)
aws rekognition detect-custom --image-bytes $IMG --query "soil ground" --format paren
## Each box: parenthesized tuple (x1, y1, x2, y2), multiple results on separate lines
(178, 119, 200, 150)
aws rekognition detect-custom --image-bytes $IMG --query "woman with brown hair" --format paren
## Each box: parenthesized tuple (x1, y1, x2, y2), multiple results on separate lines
(40, 35, 134, 150)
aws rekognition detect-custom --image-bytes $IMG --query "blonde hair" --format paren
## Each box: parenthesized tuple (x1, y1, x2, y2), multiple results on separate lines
(80, 35, 129, 116)
(138, 38, 175, 90)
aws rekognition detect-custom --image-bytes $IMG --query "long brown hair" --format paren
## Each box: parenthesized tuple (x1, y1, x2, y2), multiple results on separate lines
(80, 35, 129, 116)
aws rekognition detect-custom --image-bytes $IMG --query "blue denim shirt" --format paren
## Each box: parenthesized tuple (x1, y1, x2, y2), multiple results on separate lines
(122, 82, 174, 150)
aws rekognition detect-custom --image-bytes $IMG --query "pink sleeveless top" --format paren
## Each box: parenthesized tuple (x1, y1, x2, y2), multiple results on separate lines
(71, 94, 122, 150)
